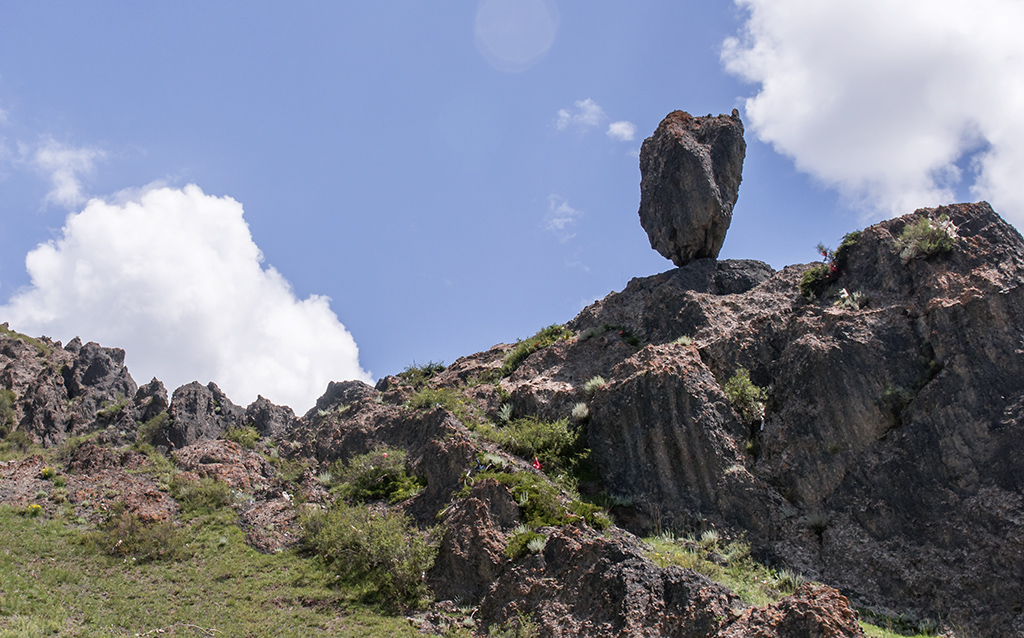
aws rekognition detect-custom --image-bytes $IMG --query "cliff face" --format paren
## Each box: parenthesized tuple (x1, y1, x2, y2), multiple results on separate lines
(526, 201, 1022, 634)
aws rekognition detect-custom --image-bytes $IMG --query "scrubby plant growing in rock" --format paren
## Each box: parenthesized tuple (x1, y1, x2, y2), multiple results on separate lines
(0, 389, 16, 437)
(834, 288, 868, 310)
(398, 360, 446, 388)
(223, 424, 260, 449)
(83, 502, 188, 563)
(800, 231, 860, 300)
(723, 368, 766, 425)
(896, 214, 957, 263)
(501, 324, 573, 377)
(497, 402, 514, 423)
(300, 500, 435, 607)
(674, 335, 693, 346)
(327, 446, 425, 504)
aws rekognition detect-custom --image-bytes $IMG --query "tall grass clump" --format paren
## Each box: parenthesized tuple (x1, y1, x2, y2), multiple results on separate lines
(82, 503, 188, 563)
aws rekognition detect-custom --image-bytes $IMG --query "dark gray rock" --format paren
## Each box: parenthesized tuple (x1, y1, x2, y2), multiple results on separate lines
(638, 110, 746, 266)
(131, 378, 168, 424)
(155, 381, 243, 449)
(309, 379, 377, 416)
(245, 395, 296, 439)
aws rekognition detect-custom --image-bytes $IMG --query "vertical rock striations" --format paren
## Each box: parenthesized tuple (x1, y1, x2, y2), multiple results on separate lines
(638, 110, 746, 266)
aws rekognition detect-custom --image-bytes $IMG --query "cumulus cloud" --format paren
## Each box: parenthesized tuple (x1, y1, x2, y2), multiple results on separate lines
(723, 0, 1024, 223)
(556, 98, 606, 131)
(545, 194, 583, 241)
(606, 121, 637, 142)
(23, 137, 105, 209)
(0, 184, 370, 411)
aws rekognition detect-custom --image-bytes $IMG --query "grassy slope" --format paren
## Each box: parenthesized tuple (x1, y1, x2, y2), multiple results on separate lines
(0, 506, 421, 638)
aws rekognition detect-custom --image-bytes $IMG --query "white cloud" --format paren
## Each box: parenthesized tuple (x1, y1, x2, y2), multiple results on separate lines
(723, 0, 1024, 224)
(24, 137, 106, 209)
(0, 184, 371, 412)
(606, 121, 637, 142)
(556, 98, 606, 131)
(545, 194, 583, 241)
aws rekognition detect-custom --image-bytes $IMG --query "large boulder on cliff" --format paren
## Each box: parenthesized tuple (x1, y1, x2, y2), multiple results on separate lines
(638, 110, 746, 267)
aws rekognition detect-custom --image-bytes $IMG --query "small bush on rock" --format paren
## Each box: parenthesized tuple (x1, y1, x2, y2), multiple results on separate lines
(83, 503, 187, 563)
(897, 214, 957, 263)
(399, 360, 446, 388)
(723, 368, 766, 425)
(300, 501, 435, 607)
(328, 446, 425, 504)
(583, 376, 607, 395)
(0, 389, 16, 437)
(223, 424, 260, 449)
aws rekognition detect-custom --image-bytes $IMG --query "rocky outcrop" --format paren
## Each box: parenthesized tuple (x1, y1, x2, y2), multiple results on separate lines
(155, 381, 244, 450)
(245, 395, 296, 439)
(558, 201, 1024, 636)
(638, 110, 746, 267)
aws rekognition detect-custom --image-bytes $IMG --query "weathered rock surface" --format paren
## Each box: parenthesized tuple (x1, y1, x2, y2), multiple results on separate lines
(638, 110, 746, 266)
(155, 381, 244, 450)
(557, 201, 1024, 635)
(245, 395, 296, 439)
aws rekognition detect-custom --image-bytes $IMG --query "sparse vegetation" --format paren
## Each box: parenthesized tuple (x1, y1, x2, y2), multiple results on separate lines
(896, 214, 957, 263)
(462, 470, 610, 531)
(723, 368, 766, 425)
(501, 325, 573, 377)
(95, 395, 130, 420)
(674, 335, 693, 346)
(644, 533, 806, 607)
(223, 424, 260, 449)
(0, 323, 50, 356)
(170, 477, 233, 514)
(82, 502, 188, 563)
(497, 402, 514, 423)
(398, 360, 447, 388)
(135, 411, 169, 446)
(478, 416, 583, 479)
(834, 288, 868, 310)
(487, 611, 540, 638)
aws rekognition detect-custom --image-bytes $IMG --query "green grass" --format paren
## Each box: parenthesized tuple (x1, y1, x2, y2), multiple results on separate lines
(0, 505, 424, 637)
(0, 324, 50, 357)
(500, 325, 573, 377)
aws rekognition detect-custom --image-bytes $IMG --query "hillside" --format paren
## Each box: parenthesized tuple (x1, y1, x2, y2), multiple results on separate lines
(2, 111, 1022, 637)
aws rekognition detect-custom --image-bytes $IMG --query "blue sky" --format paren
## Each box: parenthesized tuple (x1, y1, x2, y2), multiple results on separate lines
(1, 1, 1021, 411)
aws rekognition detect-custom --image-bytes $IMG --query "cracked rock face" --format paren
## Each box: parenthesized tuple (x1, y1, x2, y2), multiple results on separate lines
(638, 110, 745, 267)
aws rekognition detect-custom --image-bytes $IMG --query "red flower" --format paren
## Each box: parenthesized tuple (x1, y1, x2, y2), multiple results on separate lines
(532, 457, 542, 470)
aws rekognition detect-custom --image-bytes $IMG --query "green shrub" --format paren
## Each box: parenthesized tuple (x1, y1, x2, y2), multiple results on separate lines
(674, 335, 693, 346)
(171, 477, 233, 514)
(834, 288, 867, 310)
(328, 447, 425, 504)
(39, 466, 57, 480)
(484, 417, 582, 478)
(83, 503, 187, 563)
(135, 411, 169, 446)
(799, 262, 836, 300)
(487, 611, 540, 638)
(1, 429, 32, 455)
(0, 389, 16, 437)
(464, 471, 609, 530)
(497, 403, 514, 423)
(96, 396, 130, 420)
(300, 501, 434, 607)
(723, 368, 766, 424)
(398, 361, 446, 388)
(896, 214, 956, 263)
(224, 424, 260, 449)
(571, 402, 589, 422)
(505, 526, 547, 559)
(501, 325, 573, 377)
